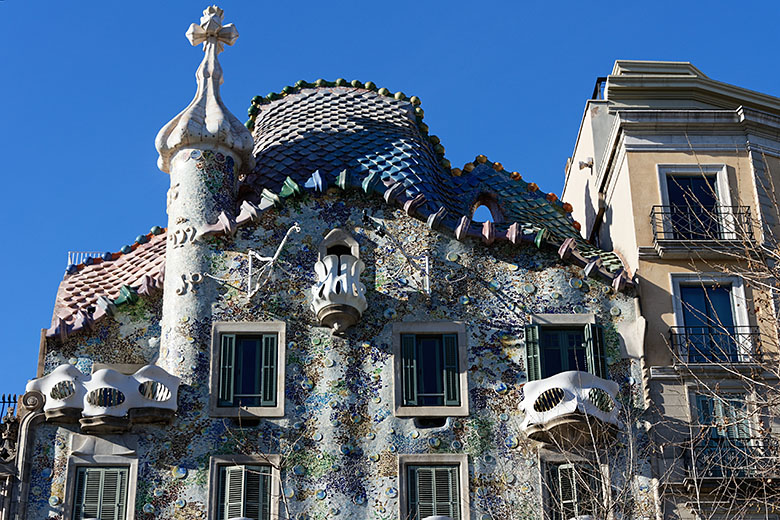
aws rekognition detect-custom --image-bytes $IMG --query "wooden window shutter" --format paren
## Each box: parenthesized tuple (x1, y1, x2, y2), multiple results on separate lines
(585, 324, 607, 378)
(219, 334, 236, 405)
(260, 335, 277, 407)
(557, 464, 577, 520)
(442, 334, 460, 406)
(524, 325, 541, 381)
(223, 466, 246, 519)
(402, 334, 418, 406)
(73, 467, 128, 520)
(696, 394, 717, 439)
(410, 466, 434, 520)
(434, 466, 460, 520)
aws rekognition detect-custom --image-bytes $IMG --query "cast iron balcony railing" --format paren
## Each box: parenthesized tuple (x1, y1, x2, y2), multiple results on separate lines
(650, 205, 753, 243)
(685, 437, 780, 480)
(670, 326, 759, 364)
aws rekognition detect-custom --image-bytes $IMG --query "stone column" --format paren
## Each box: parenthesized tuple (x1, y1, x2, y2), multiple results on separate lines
(154, 6, 253, 385)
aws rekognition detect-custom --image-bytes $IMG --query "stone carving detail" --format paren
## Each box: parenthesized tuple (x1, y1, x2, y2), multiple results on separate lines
(155, 6, 253, 174)
(311, 229, 367, 332)
(175, 272, 204, 295)
(169, 223, 198, 248)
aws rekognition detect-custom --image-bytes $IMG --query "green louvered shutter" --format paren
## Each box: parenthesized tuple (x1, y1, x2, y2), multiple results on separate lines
(721, 396, 750, 441)
(223, 466, 245, 519)
(557, 464, 577, 520)
(696, 394, 717, 439)
(73, 467, 128, 520)
(585, 324, 607, 378)
(244, 465, 271, 520)
(402, 334, 418, 406)
(409, 466, 459, 520)
(260, 335, 277, 407)
(443, 334, 460, 406)
(219, 334, 236, 405)
(525, 325, 541, 381)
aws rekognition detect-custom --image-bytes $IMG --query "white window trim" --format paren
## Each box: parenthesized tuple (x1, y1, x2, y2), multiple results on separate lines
(209, 321, 286, 418)
(657, 164, 735, 240)
(64, 436, 138, 520)
(207, 454, 281, 520)
(398, 453, 469, 520)
(670, 273, 752, 362)
(392, 322, 469, 417)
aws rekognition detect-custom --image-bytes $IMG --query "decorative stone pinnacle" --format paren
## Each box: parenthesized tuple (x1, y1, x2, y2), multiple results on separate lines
(155, 6, 254, 174)
(185, 5, 239, 53)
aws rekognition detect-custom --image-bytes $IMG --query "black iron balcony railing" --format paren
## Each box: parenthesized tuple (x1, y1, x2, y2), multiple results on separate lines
(685, 437, 780, 480)
(669, 326, 759, 364)
(651, 205, 753, 242)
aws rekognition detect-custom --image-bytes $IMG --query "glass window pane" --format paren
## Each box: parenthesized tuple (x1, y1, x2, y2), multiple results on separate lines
(416, 336, 444, 406)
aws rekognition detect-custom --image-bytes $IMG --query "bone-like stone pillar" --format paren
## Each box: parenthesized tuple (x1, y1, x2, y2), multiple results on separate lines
(155, 6, 253, 384)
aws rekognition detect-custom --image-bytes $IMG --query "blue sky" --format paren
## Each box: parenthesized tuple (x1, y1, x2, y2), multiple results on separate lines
(2, 0, 780, 393)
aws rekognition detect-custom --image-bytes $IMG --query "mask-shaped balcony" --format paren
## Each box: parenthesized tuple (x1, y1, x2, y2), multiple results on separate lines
(519, 371, 621, 446)
(25, 364, 180, 433)
(311, 229, 367, 332)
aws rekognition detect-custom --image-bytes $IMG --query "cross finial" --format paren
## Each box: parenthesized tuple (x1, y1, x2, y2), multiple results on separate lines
(185, 5, 239, 53)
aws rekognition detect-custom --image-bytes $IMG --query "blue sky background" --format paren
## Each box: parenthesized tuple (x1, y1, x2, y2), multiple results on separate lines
(2, 0, 780, 393)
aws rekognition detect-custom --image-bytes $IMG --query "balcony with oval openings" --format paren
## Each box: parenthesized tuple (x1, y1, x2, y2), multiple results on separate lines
(311, 228, 367, 333)
(25, 364, 180, 433)
(519, 371, 621, 447)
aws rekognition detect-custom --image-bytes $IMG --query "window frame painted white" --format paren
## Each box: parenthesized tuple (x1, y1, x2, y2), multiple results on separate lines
(669, 273, 752, 362)
(656, 164, 735, 240)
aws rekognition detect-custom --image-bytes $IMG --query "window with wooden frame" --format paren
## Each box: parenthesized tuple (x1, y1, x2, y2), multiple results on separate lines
(208, 455, 281, 520)
(72, 466, 129, 520)
(217, 465, 272, 520)
(398, 454, 469, 520)
(407, 465, 461, 520)
(209, 322, 286, 418)
(545, 462, 601, 520)
(393, 322, 469, 417)
(525, 323, 606, 381)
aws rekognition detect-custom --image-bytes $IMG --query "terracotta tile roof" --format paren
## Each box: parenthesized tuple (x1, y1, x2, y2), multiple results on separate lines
(48, 229, 166, 341)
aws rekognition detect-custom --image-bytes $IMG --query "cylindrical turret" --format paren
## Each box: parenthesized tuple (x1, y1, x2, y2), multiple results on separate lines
(154, 6, 253, 384)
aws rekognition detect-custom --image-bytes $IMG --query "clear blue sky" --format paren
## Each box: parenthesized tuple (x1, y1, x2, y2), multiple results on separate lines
(2, 0, 780, 393)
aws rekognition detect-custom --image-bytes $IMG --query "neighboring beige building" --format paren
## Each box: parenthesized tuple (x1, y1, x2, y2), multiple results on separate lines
(563, 60, 780, 519)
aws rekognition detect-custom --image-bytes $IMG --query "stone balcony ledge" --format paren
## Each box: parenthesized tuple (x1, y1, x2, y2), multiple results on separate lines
(25, 364, 180, 433)
(519, 370, 621, 445)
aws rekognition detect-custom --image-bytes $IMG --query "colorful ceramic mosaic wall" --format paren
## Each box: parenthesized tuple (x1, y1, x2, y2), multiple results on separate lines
(27, 193, 655, 520)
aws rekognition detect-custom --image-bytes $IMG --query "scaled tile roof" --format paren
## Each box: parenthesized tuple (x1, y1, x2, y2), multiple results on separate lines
(240, 84, 625, 273)
(49, 81, 631, 341)
(48, 230, 166, 341)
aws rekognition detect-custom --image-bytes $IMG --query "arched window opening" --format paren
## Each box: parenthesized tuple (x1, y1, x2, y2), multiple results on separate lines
(326, 244, 352, 257)
(472, 204, 495, 223)
(471, 195, 502, 224)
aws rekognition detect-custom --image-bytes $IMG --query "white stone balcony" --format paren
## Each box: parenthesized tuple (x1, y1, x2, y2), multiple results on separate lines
(25, 364, 180, 433)
(519, 371, 621, 445)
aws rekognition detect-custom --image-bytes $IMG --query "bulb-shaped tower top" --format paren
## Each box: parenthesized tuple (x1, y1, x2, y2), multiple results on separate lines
(155, 6, 254, 174)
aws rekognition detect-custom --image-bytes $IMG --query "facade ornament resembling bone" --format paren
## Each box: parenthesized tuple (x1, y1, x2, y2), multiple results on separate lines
(155, 6, 254, 174)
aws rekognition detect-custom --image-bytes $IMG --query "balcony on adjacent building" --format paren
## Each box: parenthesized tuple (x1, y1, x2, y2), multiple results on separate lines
(519, 371, 621, 446)
(683, 437, 780, 492)
(25, 364, 180, 433)
(670, 326, 760, 365)
(650, 205, 753, 258)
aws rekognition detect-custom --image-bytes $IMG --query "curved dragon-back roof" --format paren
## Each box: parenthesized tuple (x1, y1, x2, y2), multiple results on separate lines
(240, 81, 624, 271)
(48, 80, 630, 342)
